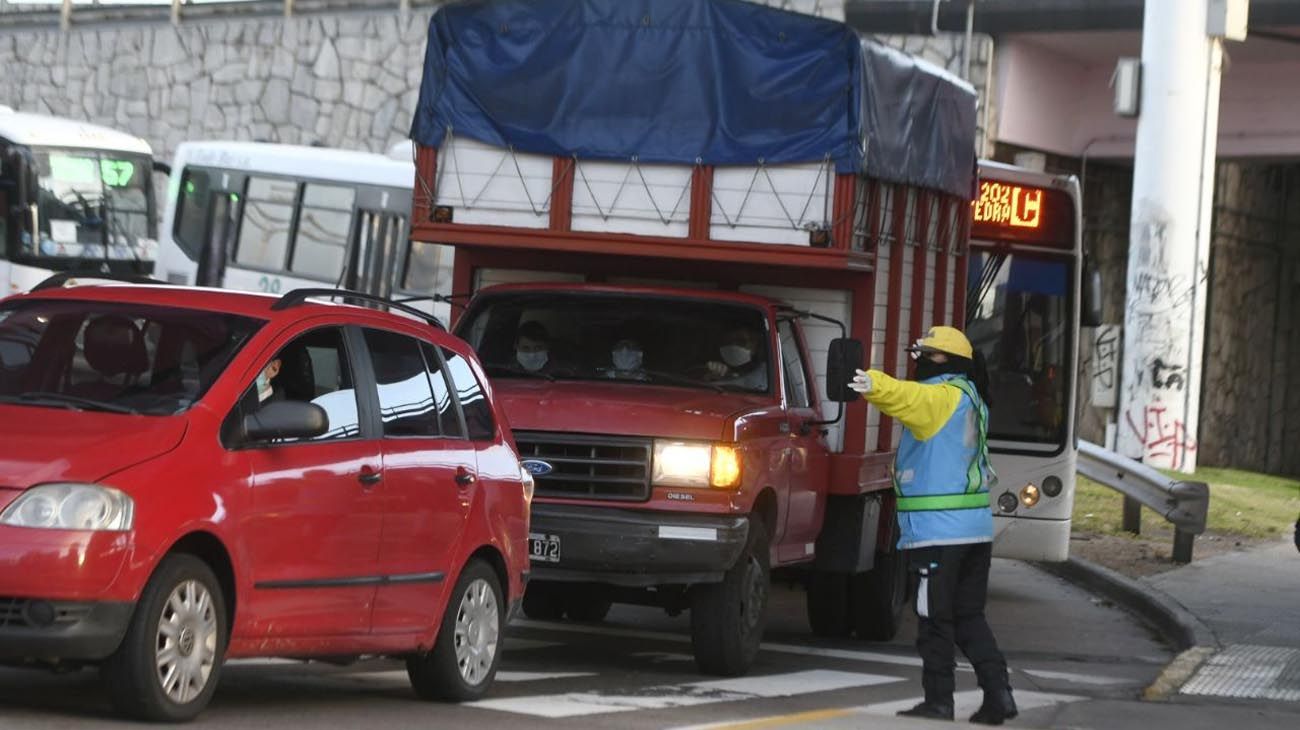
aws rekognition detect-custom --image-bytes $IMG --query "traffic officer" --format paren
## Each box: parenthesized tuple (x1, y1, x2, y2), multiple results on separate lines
(848, 325, 1017, 725)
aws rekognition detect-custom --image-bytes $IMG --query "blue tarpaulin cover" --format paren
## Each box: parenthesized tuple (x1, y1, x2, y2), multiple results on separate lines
(411, 0, 977, 198)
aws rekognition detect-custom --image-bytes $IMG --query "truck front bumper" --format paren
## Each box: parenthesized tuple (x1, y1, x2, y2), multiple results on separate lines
(528, 503, 749, 586)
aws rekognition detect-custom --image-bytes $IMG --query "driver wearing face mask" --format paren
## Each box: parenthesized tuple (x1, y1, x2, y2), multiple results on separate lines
(513, 321, 552, 373)
(705, 326, 767, 390)
(605, 338, 649, 381)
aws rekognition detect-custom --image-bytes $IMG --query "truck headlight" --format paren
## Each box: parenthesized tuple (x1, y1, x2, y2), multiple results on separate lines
(652, 441, 742, 489)
(0, 483, 134, 531)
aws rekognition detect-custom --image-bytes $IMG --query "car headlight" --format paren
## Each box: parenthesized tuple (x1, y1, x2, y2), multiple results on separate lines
(0, 483, 134, 531)
(652, 441, 742, 489)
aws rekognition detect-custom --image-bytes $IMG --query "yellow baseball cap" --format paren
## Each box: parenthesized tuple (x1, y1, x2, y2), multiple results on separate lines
(906, 325, 973, 359)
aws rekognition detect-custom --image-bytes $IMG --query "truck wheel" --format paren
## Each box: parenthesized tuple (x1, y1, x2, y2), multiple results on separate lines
(407, 559, 503, 702)
(564, 586, 613, 622)
(690, 520, 769, 676)
(850, 548, 907, 641)
(102, 554, 227, 722)
(806, 572, 853, 637)
(521, 580, 567, 621)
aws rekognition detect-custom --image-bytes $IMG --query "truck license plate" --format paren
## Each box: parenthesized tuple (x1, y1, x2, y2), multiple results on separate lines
(528, 533, 560, 563)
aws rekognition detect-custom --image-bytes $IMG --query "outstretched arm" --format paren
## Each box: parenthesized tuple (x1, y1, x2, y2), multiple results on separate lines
(849, 369, 961, 441)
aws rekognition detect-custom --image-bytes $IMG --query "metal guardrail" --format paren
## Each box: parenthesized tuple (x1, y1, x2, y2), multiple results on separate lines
(1077, 440, 1210, 563)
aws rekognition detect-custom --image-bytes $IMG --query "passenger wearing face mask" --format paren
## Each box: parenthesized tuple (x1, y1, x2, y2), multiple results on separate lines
(704, 326, 768, 391)
(604, 338, 649, 381)
(513, 321, 553, 374)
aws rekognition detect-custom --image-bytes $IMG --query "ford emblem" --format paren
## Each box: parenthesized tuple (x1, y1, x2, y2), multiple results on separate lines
(521, 459, 554, 476)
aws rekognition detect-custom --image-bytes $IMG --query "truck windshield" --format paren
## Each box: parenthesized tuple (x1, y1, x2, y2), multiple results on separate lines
(457, 292, 772, 394)
(966, 252, 1072, 446)
(0, 300, 262, 416)
(27, 148, 156, 265)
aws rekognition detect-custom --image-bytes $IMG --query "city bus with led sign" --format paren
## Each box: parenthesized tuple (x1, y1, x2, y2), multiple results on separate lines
(0, 108, 160, 295)
(970, 176, 1075, 248)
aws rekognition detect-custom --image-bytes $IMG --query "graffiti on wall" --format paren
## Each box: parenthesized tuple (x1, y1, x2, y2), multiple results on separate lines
(1118, 200, 1210, 471)
(1090, 324, 1120, 408)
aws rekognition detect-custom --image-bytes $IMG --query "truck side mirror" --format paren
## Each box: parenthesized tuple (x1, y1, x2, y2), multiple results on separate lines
(1082, 255, 1104, 328)
(825, 338, 864, 403)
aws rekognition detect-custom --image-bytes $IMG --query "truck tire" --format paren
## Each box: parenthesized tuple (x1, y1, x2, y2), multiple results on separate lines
(102, 554, 228, 722)
(690, 520, 769, 676)
(407, 559, 503, 702)
(521, 580, 567, 621)
(806, 572, 853, 637)
(850, 548, 907, 641)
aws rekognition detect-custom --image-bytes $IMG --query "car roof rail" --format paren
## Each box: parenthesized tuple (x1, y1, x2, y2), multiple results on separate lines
(30, 271, 174, 292)
(271, 288, 447, 330)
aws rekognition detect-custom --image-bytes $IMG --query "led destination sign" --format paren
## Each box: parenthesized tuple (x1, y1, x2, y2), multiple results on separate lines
(970, 180, 1073, 247)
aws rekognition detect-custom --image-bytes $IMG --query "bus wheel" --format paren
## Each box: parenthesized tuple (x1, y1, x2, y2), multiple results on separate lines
(690, 520, 769, 676)
(806, 572, 853, 637)
(850, 548, 907, 641)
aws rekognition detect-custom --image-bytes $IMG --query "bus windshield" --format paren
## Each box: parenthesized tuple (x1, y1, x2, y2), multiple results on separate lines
(457, 292, 773, 395)
(28, 148, 155, 264)
(966, 251, 1071, 446)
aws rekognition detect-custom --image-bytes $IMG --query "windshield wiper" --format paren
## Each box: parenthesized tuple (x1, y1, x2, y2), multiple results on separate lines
(641, 369, 726, 393)
(12, 391, 138, 414)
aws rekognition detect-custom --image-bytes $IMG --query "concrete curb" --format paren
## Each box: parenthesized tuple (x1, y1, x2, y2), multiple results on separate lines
(1037, 556, 1219, 651)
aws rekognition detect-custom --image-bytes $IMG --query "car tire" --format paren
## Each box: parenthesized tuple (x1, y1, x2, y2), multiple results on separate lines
(564, 586, 613, 622)
(689, 519, 769, 677)
(805, 571, 853, 637)
(520, 580, 567, 621)
(407, 559, 503, 702)
(850, 547, 907, 641)
(102, 554, 228, 722)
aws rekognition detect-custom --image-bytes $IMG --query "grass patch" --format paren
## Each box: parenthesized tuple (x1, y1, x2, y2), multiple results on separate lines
(1073, 468, 1300, 539)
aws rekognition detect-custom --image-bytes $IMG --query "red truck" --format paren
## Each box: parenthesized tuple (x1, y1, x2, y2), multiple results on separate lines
(407, 0, 977, 675)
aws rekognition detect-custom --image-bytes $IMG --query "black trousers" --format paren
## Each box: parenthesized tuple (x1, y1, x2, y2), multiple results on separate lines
(905, 542, 1008, 703)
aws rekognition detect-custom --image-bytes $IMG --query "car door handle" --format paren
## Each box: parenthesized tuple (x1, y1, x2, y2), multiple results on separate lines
(358, 469, 383, 487)
(455, 468, 476, 487)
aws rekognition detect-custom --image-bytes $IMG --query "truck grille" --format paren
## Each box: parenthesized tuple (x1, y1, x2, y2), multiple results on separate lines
(515, 431, 652, 501)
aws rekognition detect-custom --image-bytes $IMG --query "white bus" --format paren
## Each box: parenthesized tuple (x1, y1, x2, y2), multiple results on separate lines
(154, 141, 454, 323)
(969, 161, 1096, 562)
(0, 107, 159, 295)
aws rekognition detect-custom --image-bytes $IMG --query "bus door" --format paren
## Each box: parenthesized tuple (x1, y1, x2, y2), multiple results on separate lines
(348, 187, 411, 300)
(175, 167, 244, 287)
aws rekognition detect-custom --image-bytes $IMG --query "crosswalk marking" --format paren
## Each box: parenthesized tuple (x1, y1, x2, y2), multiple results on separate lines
(465, 669, 903, 718)
(858, 689, 1084, 718)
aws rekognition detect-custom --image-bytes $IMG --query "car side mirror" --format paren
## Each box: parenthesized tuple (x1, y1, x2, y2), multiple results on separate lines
(1082, 255, 1104, 328)
(242, 401, 328, 443)
(825, 338, 864, 403)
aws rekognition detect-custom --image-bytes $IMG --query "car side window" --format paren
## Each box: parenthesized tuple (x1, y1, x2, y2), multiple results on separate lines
(778, 320, 812, 409)
(441, 347, 494, 441)
(363, 328, 439, 438)
(421, 342, 465, 439)
(236, 327, 361, 444)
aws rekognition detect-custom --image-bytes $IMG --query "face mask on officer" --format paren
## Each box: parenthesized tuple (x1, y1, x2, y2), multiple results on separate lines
(612, 343, 643, 371)
(516, 347, 548, 372)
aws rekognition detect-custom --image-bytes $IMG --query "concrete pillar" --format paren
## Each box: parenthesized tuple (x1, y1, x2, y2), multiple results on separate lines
(1118, 0, 1226, 473)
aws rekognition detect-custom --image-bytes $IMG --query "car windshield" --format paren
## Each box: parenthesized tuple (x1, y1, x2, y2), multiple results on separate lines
(456, 292, 772, 394)
(966, 251, 1072, 445)
(0, 299, 263, 416)
(27, 148, 156, 264)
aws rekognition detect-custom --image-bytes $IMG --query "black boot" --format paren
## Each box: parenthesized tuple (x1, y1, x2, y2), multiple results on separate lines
(897, 700, 955, 720)
(969, 686, 1018, 725)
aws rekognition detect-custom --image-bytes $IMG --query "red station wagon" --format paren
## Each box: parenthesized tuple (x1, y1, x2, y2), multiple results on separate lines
(0, 279, 531, 721)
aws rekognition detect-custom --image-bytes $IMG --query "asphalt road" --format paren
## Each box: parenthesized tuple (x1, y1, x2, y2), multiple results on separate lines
(2, 559, 1297, 729)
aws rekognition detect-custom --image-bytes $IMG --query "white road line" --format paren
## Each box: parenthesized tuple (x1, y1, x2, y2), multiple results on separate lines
(1023, 668, 1132, 686)
(858, 689, 1084, 718)
(512, 619, 938, 669)
(497, 671, 600, 683)
(465, 669, 903, 718)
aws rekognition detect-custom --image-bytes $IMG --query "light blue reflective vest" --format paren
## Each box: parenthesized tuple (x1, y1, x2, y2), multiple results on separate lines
(893, 374, 996, 550)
